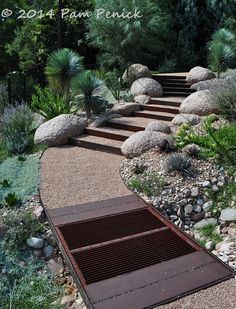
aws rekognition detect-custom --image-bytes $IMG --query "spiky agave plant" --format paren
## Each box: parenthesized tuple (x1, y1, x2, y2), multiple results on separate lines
(45, 48, 83, 101)
(72, 70, 106, 119)
(208, 28, 236, 78)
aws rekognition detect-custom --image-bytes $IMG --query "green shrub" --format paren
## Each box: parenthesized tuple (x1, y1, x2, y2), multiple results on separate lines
(3, 192, 21, 208)
(31, 86, 78, 121)
(128, 172, 165, 197)
(1, 209, 44, 250)
(210, 76, 236, 120)
(104, 70, 123, 100)
(0, 243, 62, 309)
(158, 58, 177, 73)
(208, 28, 236, 78)
(196, 224, 222, 246)
(165, 154, 193, 176)
(73, 70, 106, 118)
(0, 179, 12, 188)
(0, 104, 34, 154)
(174, 117, 236, 165)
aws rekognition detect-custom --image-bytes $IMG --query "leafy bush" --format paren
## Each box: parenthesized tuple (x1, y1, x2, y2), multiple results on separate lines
(158, 58, 177, 73)
(174, 116, 236, 165)
(0, 104, 34, 154)
(0, 155, 39, 201)
(31, 86, 78, 121)
(104, 70, 123, 100)
(1, 209, 44, 250)
(121, 90, 134, 102)
(165, 154, 193, 176)
(210, 76, 236, 120)
(73, 70, 106, 118)
(0, 242, 62, 309)
(128, 172, 165, 197)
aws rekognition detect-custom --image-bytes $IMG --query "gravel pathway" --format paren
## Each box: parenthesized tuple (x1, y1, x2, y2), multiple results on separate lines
(40, 146, 130, 209)
(40, 146, 235, 308)
(158, 278, 236, 309)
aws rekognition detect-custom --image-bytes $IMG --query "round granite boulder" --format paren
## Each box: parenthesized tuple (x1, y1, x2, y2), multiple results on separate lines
(131, 78, 163, 97)
(134, 95, 151, 105)
(34, 114, 87, 146)
(112, 102, 140, 116)
(186, 66, 216, 85)
(122, 64, 152, 84)
(172, 114, 201, 126)
(145, 120, 171, 134)
(179, 90, 219, 116)
(121, 131, 174, 158)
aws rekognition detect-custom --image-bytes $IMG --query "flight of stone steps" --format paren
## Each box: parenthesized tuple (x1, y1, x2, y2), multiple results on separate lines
(70, 73, 194, 155)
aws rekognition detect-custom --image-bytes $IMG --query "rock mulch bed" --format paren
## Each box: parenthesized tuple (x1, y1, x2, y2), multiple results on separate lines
(120, 150, 228, 230)
(120, 149, 236, 273)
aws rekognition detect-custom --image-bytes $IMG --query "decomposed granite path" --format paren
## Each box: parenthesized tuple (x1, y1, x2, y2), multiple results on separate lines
(40, 146, 236, 309)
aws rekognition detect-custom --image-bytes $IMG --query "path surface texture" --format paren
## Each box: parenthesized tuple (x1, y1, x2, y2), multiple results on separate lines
(40, 146, 236, 309)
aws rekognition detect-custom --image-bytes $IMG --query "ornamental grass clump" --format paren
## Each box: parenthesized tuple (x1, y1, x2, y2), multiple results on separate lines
(165, 154, 193, 177)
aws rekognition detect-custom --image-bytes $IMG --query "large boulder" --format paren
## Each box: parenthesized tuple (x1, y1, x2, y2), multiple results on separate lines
(122, 64, 152, 84)
(131, 78, 163, 97)
(191, 78, 227, 91)
(121, 131, 174, 158)
(179, 90, 219, 116)
(172, 114, 201, 126)
(134, 95, 151, 105)
(34, 114, 86, 146)
(186, 66, 216, 85)
(145, 120, 171, 134)
(112, 102, 140, 116)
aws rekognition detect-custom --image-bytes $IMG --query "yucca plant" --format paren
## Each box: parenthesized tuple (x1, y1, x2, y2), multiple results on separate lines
(45, 48, 83, 101)
(208, 28, 236, 78)
(72, 70, 106, 119)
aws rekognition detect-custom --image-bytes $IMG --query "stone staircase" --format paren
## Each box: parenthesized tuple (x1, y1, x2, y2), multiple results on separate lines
(70, 73, 194, 155)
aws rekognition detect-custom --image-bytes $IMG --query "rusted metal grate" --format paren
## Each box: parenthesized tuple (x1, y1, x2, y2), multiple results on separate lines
(59, 209, 164, 249)
(47, 195, 235, 309)
(72, 229, 196, 284)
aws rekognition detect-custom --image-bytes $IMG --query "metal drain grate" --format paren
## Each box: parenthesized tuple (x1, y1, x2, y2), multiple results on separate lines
(48, 195, 235, 309)
(59, 208, 164, 249)
(72, 229, 196, 284)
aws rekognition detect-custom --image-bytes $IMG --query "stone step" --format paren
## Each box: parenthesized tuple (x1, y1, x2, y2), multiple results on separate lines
(142, 104, 179, 114)
(70, 135, 122, 155)
(107, 117, 170, 132)
(132, 110, 175, 121)
(152, 73, 187, 79)
(150, 97, 184, 107)
(85, 127, 133, 142)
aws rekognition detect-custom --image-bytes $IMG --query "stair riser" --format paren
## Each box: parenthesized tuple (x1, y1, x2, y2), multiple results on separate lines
(132, 112, 174, 121)
(160, 83, 191, 88)
(107, 121, 145, 132)
(162, 93, 190, 97)
(152, 75, 186, 80)
(69, 138, 122, 155)
(142, 105, 179, 114)
(85, 128, 128, 142)
(163, 88, 194, 93)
